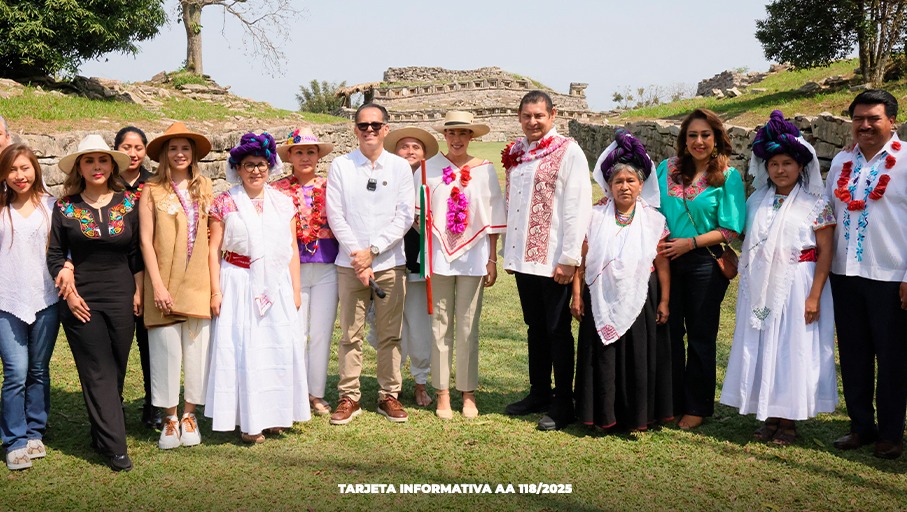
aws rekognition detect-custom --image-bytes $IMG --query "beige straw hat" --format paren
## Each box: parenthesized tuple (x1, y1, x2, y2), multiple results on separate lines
(58, 134, 131, 173)
(146, 122, 212, 162)
(383, 127, 440, 159)
(431, 111, 490, 138)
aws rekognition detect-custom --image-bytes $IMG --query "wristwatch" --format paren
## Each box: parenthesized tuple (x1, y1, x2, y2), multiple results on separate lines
(370, 245, 380, 256)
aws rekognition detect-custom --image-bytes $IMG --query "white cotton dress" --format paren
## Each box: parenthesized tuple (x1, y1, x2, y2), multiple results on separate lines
(205, 187, 311, 434)
(720, 194, 839, 421)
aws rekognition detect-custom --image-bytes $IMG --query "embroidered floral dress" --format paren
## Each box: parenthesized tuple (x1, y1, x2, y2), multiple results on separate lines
(720, 192, 838, 420)
(47, 191, 142, 307)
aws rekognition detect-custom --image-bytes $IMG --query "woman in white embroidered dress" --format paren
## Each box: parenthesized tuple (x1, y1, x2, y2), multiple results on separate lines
(206, 132, 310, 443)
(0, 145, 59, 471)
(720, 111, 837, 445)
(420, 111, 506, 419)
(571, 130, 672, 432)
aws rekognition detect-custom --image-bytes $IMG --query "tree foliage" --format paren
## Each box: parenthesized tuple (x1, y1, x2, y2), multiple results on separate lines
(296, 80, 347, 114)
(0, 0, 167, 78)
(756, 0, 907, 85)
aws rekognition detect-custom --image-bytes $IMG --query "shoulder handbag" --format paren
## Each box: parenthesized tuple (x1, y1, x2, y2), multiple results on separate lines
(681, 183, 738, 280)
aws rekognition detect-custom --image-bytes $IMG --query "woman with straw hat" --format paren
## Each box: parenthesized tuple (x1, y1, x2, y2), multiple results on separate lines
(272, 127, 337, 416)
(46, 134, 142, 471)
(140, 122, 214, 449)
(206, 132, 310, 443)
(419, 111, 506, 419)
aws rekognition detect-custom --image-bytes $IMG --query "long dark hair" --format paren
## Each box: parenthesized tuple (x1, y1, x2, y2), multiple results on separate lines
(674, 108, 731, 188)
(0, 144, 51, 246)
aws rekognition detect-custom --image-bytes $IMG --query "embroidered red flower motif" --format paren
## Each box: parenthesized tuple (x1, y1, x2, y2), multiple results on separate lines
(834, 188, 852, 202)
(869, 174, 891, 200)
(531, 136, 554, 153)
(847, 200, 866, 211)
(892, 141, 902, 151)
(843, 161, 853, 172)
(886, 154, 897, 169)
(837, 168, 852, 189)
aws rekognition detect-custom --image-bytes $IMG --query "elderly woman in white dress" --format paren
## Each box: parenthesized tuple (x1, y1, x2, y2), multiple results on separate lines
(206, 132, 310, 443)
(419, 111, 506, 419)
(720, 111, 838, 445)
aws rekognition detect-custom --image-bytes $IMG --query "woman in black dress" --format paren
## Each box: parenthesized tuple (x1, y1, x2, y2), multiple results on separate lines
(47, 135, 143, 471)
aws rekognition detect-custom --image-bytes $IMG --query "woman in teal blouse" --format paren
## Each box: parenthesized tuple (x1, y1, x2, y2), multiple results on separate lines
(656, 108, 746, 430)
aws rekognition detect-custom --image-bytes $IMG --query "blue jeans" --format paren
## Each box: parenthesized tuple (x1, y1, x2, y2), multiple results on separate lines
(0, 305, 59, 450)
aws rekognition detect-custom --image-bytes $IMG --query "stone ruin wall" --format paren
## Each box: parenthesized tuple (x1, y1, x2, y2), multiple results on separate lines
(17, 123, 358, 197)
(383, 66, 522, 84)
(569, 114, 901, 188)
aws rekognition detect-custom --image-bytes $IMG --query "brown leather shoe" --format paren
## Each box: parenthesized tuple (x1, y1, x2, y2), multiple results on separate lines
(833, 431, 876, 450)
(873, 439, 904, 459)
(329, 397, 362, 425)
(377, 395, 408, 423)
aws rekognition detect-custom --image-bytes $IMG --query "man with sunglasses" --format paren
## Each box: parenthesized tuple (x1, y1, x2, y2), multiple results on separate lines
(326, 103, 415, 425)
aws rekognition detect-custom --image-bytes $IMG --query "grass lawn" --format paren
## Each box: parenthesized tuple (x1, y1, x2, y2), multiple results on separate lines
(4, 141, 907, 510)
(619, 59, 907, 128)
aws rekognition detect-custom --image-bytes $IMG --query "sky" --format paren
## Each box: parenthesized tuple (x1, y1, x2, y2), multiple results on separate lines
(79, 0, 775, 113)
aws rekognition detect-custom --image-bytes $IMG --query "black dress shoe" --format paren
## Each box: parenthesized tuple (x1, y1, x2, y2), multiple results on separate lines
(505, 394, 550, 416)
(107, 454, 133, 472)
(833, 431, 876, 450)
(873, 440, 904, 460)
(142, 404, 163, 430)
(536, 415, 574, 431)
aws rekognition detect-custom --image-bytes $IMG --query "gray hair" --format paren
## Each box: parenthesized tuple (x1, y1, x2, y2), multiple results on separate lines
(0, 116, 8, 133)
(606, 162, 646, 184)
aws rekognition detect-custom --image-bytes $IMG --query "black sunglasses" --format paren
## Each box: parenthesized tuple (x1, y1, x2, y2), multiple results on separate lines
(356, 122, 385, 132)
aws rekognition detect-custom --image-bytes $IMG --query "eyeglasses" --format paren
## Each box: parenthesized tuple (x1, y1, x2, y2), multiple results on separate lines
(240, 162, 270, 173)
(356, 122, 386, 132)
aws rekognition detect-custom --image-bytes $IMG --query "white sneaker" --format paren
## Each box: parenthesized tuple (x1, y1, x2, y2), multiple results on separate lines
(158, 416, 181, 449)
(180, 413, 201, 447)
(6, 447, 31, 470)
(25, 439, 46, 459)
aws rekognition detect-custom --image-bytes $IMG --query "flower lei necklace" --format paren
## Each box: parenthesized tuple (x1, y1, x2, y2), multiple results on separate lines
(289, 176, 327, 253)
(442, 165, 471, 234)
(834, 140, 899, 261)
(501, 135, 569, 169)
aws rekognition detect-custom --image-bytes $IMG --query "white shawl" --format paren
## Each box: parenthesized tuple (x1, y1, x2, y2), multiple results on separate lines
(585, 198, 665, 345)
(229, 184, 293, 317)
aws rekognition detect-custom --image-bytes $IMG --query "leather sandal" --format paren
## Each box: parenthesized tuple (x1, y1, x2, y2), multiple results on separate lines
(772, 421, 797, 446)
(754, 418, 781, 441)
(241, 432, 265, 444)
(678, 414, 704, 430)
(435, 389, 453, 420)
(414, 384, 433, 407)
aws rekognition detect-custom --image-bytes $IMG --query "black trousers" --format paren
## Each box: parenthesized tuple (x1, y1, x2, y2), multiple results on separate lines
(830, 274, 907, 442)
(60, 301, 134, 457)
(134, 316, 151, 408)
(514, 272, 575, 421)
(668, 249, 729, 418)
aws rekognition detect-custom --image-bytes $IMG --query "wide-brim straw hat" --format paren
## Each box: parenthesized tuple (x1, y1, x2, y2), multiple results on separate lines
(58, 134, 131, 174)
(276, 127, 334, 161)
(383, 127, 440, 159)
(146, 122, 212, 162)
(431, 111, 490, 138)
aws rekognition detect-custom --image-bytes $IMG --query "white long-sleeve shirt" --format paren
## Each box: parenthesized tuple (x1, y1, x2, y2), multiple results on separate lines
(826, 133, 907, 282)
(326, 148, 415, 272)
(502, 129, 592, 277)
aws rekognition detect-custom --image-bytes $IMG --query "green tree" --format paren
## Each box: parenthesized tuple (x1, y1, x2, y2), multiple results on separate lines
(296, 80, 347, 114)
(0, 0, 167, 78)
(756, 0, 907, 85)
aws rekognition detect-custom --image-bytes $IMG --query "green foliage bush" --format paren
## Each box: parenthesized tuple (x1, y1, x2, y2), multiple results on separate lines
(296, 79, 346, 114)
(0, 0, 166, 78)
